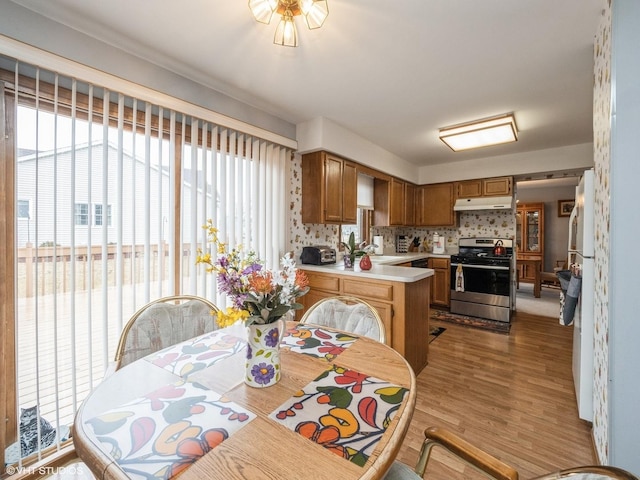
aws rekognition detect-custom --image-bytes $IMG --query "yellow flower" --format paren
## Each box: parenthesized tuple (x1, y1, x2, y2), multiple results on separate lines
(216, 307, 249, 328)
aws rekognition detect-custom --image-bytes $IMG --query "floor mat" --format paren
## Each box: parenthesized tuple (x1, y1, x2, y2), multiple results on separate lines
(429, 326, 446, 343)
(431, 309, 510, 334)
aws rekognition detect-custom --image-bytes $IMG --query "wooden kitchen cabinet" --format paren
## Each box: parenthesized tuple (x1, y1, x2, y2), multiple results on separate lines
(403, 182, 416, 226)
(374, 177, 405, 226)
(455, 176, 513, 198)
(483, 176, 513, 196)
(301, 151, 357, 224)
(428, 257, 450, 307)
(516, 203, 545, 283)
(416, 182, 456, 227)
(455, 179, 483, 198)
(298, 270, 431, 373)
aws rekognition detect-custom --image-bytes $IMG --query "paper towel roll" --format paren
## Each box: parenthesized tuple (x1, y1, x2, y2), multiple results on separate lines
(373, 235, 384, 255)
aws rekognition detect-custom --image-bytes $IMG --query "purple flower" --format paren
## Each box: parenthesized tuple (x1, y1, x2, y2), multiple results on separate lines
(265, 327, 280, 348)
(251, 363, 275, 385)
(242, 263, 263, 275)
(246, 344, 253, 359)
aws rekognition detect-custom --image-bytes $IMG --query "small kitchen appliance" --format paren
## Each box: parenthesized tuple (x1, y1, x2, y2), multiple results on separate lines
(432, 233, 445, 254)
(300, 246, 336, 265)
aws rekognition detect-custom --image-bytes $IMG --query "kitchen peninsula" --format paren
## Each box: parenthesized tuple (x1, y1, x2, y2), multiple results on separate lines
(298, 254, 435, 374)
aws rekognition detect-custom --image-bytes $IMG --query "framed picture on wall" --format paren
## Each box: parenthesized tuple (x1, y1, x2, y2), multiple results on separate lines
(558, 199, 575, 217)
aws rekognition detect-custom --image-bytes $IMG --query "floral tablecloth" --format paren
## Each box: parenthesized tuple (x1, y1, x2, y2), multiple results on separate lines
(281, 325, 359, 361)
(145, 329, 246, 378)
(85, 380, 255, 480)
(269, 364, 408, 467)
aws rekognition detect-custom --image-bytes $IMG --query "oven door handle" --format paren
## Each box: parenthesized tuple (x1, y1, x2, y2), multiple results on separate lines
(450, 263, 510, 271)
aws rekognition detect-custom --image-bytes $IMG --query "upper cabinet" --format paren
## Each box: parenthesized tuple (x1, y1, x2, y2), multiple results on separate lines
(483, 176, 513, 196)
(416, 183, 456, 227)
(455, 176, 513, 198)
(302, 151, 357, 224)
(374, 177, 405, 226)
(403, 182, 416, 226)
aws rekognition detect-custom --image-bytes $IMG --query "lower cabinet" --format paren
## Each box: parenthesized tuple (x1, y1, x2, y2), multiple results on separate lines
(427, 257, 450, 308)
(298, 270, 431, 374)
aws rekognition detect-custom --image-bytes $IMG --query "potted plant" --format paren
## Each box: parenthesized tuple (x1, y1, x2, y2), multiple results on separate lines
(341, 232, 373, 269)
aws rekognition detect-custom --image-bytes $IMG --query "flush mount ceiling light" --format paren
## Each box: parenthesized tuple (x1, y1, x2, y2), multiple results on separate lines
(248, 0, 329, 47)
(439, 113, 518, 152)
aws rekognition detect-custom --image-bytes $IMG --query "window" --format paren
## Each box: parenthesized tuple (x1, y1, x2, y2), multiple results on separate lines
(17, 199, 30, 219)
(94, 204, 112, 226)
(2, 51, 291, 469)
(340, 209, 372, 247)
(75, 203, 89, 225)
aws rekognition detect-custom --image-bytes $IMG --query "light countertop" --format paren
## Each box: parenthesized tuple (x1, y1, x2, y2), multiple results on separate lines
(299, 263, 434, 283)
(298, 250, 460, 283)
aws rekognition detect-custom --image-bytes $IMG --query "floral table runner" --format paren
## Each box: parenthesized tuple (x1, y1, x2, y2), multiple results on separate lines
(145, 330, 246, 378)
(281, 325, 359, 361)
(85, 380, 255, 480)
(269, 364, 408, 467)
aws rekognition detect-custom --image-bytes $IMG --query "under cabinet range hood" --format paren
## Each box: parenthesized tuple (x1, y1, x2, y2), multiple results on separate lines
(453, 196, 514, 211)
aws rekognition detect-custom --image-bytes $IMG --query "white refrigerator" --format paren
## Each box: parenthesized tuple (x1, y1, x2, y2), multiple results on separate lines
(567, 168, 595, 422)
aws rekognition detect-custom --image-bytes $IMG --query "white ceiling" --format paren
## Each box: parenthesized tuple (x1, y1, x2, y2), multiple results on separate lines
(10, 0, 604, 170)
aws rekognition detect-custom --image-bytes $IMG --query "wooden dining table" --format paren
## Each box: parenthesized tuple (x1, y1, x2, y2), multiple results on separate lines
(73, 321, 417, 480)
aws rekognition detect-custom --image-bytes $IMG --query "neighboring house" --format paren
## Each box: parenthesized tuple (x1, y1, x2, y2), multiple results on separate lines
(16, 142, 206, 248)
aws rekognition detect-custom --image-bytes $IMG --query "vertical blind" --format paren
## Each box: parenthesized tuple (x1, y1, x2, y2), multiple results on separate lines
(1, 52, 292, 465)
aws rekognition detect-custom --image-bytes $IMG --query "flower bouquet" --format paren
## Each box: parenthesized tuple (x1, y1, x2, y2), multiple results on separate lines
(196, 219, 309, 327)
(196, 219, 309, 387)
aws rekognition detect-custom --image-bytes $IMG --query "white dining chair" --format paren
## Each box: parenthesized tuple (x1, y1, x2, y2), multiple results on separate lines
(299, 295, 386, 343)
(111, 295, 219, 372)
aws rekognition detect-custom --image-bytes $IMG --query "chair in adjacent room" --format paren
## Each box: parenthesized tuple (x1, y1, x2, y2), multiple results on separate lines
(111, 295, 219, 372)
(299, 295, 386, 343)
(384, 426, 638, 480)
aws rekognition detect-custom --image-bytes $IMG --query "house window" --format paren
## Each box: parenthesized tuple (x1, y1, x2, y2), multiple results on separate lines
(75, 203, 89, 225)
(94, 204, 112, 226)
(17, 199, 30, 219)
(340, 209, 372, 248)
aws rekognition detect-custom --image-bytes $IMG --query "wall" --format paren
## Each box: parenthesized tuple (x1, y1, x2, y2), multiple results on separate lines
(287, 155, 339, 257)
(597, 0, 640, 472)
(516, 182, 578, 271)
(297, 114, 594, 186)
(592, 1, 612, 464)
(419, 143, 594, 184)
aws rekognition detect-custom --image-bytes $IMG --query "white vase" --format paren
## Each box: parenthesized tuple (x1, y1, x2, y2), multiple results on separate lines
(244, 318, 285, 388)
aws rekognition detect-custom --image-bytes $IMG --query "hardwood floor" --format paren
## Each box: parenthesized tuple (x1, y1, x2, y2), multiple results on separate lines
(393, 310, 595, 479)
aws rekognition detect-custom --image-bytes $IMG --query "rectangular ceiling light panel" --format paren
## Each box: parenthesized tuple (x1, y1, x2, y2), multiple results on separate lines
(439, 114, 518, 151)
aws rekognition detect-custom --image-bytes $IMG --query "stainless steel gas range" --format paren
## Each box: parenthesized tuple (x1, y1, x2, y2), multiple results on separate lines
(450, 238, 513, 323)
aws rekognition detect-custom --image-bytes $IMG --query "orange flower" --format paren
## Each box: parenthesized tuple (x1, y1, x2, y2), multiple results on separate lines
(248, 271, 274, 294)
(295, 270, 309, 289)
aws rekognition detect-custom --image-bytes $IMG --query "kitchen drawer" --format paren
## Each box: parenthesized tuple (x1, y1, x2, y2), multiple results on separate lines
(428, 257, 450, 269)
(306, 273, 340, 293)
(343, 279, 394, 301)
